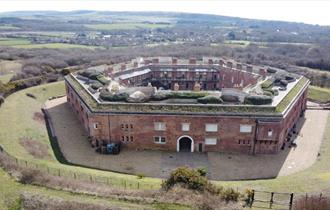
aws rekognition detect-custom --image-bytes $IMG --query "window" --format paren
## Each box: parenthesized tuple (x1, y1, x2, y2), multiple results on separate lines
(181, 123, 190, 131)
(205, 123, 218, 132)
(93, 123, 99, 129)
(240, 125, 252, 133)
(205, 137, 217, 145)
(154, 122, 166, 131)
(154, 136, 166, 144)
(268, 129, 273, 137)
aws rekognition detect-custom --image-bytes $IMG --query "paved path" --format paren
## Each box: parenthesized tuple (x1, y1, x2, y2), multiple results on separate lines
(45, 97, 329, 180)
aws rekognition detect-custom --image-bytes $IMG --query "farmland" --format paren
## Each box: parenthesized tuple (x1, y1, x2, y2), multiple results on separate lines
(85, 22, 172, 30)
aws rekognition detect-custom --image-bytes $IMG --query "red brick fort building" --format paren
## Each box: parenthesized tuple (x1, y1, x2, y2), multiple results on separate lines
(65, 57, 309, 154)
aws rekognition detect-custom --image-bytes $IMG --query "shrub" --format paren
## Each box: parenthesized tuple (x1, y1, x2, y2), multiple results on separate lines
(170, 91, 208, 99)
(244, 95, 272, 105)
(99, 90, 128, 101)
(0, 96, 4, 106)
(96, 74, 109, 85)
(261, 80, 273, 89)
(221, 94, 240, 103)
(136, 173, 145, 179)
(162, 167, 208, 191)
(267, 68, 277, 73)
(197, 167, 208, 177)
(197, 95, 223, 104)
(18, 169, 41, 184)
(60, 68, 70, 76)
(221, 188, 241, 202)
(263, 90, 274, 97)
(78, 69, 102, 79)
(90, 81, 103, 90)
(280, 79, 288, 87)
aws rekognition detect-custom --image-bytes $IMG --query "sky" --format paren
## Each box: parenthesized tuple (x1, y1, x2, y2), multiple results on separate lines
(1, 0, 330, 26)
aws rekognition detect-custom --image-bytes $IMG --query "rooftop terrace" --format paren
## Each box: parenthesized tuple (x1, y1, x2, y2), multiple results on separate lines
(65, 57, 310, 116)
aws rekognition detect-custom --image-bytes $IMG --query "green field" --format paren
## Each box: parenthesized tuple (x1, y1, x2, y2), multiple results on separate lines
(0, 73, 14, 84)
(12, 43, 101, 49)
(308, 86, 330, 103)
(0, 38, 100, 49)
(0, 81, 329, 207)
(0, 81, 162, 187)
(0, 38, 31, 46)
(0, 25, 20, 30)
(86, 22, 172, 30)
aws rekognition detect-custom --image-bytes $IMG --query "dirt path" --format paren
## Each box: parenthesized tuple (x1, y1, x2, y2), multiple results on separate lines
(45, 97, 329, 180)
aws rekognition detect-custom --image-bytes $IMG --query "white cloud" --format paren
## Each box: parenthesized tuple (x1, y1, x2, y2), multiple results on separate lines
(0, 0, 329, 26)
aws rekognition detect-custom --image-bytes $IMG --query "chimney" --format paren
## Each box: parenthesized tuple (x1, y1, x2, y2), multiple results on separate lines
(120, 64, 126, 71)
(246, 65, 253, 72)
(227, 61, 233, 68)
(236, 63, 242, 70)
(208, 59, 213, 65)
(152, 58, 159, 64)
(172, 57, 178, 65)
(133, 61, 138, 68)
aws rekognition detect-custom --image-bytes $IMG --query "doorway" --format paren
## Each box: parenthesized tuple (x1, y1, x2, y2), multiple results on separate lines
(177, 135, 194, 152)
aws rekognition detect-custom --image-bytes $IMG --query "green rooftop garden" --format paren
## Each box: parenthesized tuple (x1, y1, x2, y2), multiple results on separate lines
(66, 74, 309, 115)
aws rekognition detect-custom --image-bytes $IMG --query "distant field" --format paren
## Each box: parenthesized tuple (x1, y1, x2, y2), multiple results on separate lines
(0, 73, 14, 83)
(0, 25, 20, 30)
(86, 22, 172, 30)
(0, 60, 22, 75)
(12, 43, 101, 49)
(308, 86, 330, 103)
(0, 38, 31, 46)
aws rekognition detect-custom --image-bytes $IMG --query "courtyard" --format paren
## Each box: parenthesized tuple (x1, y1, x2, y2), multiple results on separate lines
(45, 97, 329, 180)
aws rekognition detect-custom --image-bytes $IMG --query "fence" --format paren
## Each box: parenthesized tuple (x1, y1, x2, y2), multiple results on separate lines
(250, 190, 294, 210)
(0, 145, 161, 190)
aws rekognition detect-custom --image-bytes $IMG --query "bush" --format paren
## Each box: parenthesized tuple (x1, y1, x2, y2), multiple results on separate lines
(244, 95, 272, 105)
(99, 90, 128, 101)
(78, 69, 101, 79)
(162, 167, 208, 191)
(18, 169, 41, 184)
(221, 94, 240, 103)
(0, 96, 4, 106)
(96, 75, 109, 85)
(90, 81, 103, 90)
(261, 80, 273, 89)
(280, 79, 288, 87)
(60, 68, 71, 76)
(197, 95, 223, 104)
(197, 167, 207, 176)
(170, 91, 208, 99)
(221, 188, 241, 202)
(136, 173, 145, 179)
(267, 68, 277, 73)
(263, 90, 274, 97)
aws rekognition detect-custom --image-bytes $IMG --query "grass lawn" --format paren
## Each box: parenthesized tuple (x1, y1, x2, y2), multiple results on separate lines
(86, 22, 171, 30)
(308, 86, 330, 103)
(0, 73, 14, 84)
(0, 81, 162, 189)
(0, 81, 329, 198)
(0, 168, 191, 210)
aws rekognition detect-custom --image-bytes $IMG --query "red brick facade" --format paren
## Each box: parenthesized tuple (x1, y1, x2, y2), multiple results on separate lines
(65, 79, 308, 154)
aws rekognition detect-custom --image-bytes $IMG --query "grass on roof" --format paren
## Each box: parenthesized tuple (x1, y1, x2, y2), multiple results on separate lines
(275, 77, 309, 113)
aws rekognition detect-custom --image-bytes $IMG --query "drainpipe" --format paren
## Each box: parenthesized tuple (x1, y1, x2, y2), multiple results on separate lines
(252, 119, 258, 155)
(108, 114, 111, 143)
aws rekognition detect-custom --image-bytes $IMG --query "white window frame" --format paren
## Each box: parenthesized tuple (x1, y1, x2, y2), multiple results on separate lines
(205, 137, 217, 145)
(205, 123, 218, 132)
(154, 136, 166, 144)
(268, 129, 273, 137)
(181, 123, 190, 131)
(93, 122, 99, 129)
(240, 124, 253, 133)
(154, 122, 166, 131)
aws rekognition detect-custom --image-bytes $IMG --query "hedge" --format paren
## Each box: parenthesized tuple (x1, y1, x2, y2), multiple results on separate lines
(244, 95, 273, 105)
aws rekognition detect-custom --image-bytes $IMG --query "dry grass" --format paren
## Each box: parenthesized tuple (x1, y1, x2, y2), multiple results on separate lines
(19, 137, 50, 159)
(293, 194, 330, 210)
(21, 193, 114, 210)
(32, 112, 45, 124)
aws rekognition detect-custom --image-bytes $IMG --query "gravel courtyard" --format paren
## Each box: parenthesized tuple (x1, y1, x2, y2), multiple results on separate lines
(45, 97, 329, 180)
